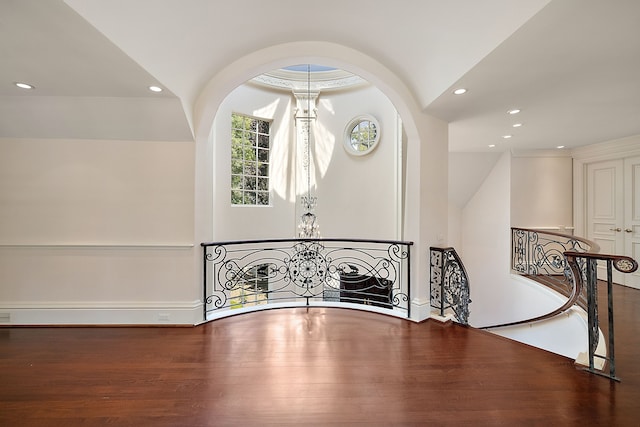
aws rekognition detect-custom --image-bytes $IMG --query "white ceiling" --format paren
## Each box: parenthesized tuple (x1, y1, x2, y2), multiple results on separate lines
(2, 0, 639, 151)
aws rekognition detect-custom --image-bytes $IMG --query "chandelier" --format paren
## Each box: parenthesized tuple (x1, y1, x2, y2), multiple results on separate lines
(297, 64, 320, 238)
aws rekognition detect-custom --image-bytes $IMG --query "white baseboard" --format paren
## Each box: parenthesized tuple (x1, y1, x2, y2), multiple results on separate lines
(430, 313, 454, 323)
(0, 300, 203, 326)
(410, 297, 432, 322)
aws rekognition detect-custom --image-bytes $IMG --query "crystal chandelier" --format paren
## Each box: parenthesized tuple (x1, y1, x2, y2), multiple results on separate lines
(297, 64, 320, 238)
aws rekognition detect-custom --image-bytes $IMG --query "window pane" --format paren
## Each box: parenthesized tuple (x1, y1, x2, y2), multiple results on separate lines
(258, 121, 269, 134)
(244, 176, 256, 190)
(257, 192, 269, 205)
(244, 161, 256, 175)
(245, 191, 256, 204)
(242, 116, 251, 129)
(232, 128, 244, 140)
(257, 148, 268, 162)
(257, 177, 268, 191)
(231, 175, 242, 189)
(231, 160, 243, 175)
(243, 144, 254, 161)
(258, 163, 268, 177)
(231, 190, 243, 204)
(232, 113, 244, 129)
(258, 134, 269, 149)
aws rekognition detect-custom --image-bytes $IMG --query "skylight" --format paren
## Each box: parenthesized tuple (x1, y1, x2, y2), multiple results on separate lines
(282, 65, 337, 72)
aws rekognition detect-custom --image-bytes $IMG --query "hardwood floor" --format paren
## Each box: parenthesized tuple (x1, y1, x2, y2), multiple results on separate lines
(1, 284, 639, 426)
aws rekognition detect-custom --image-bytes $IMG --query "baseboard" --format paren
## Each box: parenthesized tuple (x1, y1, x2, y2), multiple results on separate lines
(0, 300, 203, 326)
(429, 313, 454, 323)
(410, 297, 431, 322)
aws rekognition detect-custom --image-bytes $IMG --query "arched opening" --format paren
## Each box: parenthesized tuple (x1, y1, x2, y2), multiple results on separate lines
(192, 41, 448, 321)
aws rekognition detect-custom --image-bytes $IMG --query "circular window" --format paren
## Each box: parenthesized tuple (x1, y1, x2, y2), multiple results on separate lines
(343, 115, 380, 156)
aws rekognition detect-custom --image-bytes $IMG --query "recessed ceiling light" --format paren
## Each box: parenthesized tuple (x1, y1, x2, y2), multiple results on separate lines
(503, 135, 512, 139)
(508, 109, 521, 115)
(488, 144, 496, 148)
(148, 85, 162, 92)
(557, 145, 565, 149)
(15, 82, 34, 89)
(453, 88, 467, 95)
(512, 123, 522, 128)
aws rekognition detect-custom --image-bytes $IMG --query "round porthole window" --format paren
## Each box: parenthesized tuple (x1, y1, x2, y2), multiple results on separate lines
(343, 115, 380, 156)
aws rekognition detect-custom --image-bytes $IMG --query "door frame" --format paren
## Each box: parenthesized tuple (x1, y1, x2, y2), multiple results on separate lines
(574, 136, 640, 238)
(573, 136, 640, 287)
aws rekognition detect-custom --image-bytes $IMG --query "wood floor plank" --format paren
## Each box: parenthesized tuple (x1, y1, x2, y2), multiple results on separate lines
(1, 284, 640, 426)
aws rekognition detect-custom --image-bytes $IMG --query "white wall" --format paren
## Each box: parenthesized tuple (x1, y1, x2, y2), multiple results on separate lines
(455, 150, 576, 326)
(211, 82, 399, 241)
(0, 138, 199, 325)
(447, 201, 462, 250)
(511, 151, 573, 230)
(212, 84, 295, 240)
(314, 85, 399, 240)
(456, 150, 587, 359)
(448, 151, 502, 249)
(460, 151, 513, 327)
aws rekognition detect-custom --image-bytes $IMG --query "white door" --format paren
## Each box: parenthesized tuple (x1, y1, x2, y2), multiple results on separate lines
(587, 159, 624, 258)
(623, 156, 640, 288)
(586, 157, 640, 289)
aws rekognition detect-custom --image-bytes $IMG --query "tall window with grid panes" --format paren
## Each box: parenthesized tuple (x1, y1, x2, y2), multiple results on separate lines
(231, 113, 270, 205)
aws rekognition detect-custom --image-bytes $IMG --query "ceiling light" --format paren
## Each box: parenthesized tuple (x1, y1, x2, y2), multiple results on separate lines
(557, 145, 565, 149)
(503, 135, 512, 139)
(512, 123, 522, 128)
(508, 109, 521, 115)
(148, 85, 162, 92)
(453, 88, 467, 95)
(488, 144, 496, 148)
(15, 82, 34, 89)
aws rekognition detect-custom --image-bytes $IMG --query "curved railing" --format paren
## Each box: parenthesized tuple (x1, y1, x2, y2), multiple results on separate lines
(482, 227, 600, 329)
(565, 251, 637, 381)
(201, 238, 413, 321)
(429, 247, 471, 325)
(491, 227, 637, 380)
(511, 227, 598, 311)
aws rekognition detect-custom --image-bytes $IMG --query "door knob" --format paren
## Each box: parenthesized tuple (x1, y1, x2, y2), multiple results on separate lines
(625, 228, 633, 233)
(610, 227, 622, 232)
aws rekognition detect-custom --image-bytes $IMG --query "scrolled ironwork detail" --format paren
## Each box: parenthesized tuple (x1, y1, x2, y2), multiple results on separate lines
(511, 227, 637, 381)
(202, 238, 412, 320)
(430, 247, 471, 325)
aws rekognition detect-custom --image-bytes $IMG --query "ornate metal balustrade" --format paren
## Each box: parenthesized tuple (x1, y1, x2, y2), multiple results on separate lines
(565, 251, 638, 381)
(201, 238, 412, 320)
(429, 247, 470, 325)
(511, 227, 598, 310)
(508, 227, 637, 380)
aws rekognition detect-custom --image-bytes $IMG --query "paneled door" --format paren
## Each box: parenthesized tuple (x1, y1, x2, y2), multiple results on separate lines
(586, 157, 640, 289)
(623, 156, 640, 288)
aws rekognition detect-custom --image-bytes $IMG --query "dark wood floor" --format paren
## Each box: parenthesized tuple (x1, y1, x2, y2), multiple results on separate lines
(1, 284, 639, 426)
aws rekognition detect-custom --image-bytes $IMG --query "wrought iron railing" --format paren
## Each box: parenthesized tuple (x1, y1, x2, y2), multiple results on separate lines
(429, 247, 471, 325)
(507, 227, 638, 380)
(511, 227, 598, 310)
(565, 251, 637, 381)
(201, 238, 413, 320)
(480, 228, 599, 329)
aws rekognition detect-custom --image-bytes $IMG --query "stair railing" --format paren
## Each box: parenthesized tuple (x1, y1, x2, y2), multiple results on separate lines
(511, 227, 598, 310)
(429, 247, 471, 325)
(564, 251, 637, 381)
(507, 227, 637, 380)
